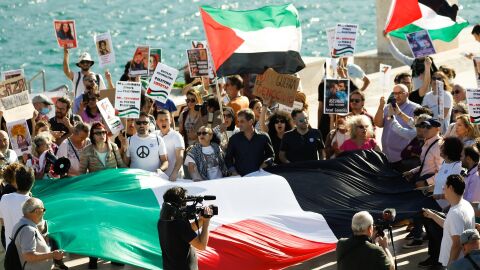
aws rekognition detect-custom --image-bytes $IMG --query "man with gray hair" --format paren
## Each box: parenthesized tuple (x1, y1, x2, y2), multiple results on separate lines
(336, 211, 394, 270)
(10, 197, 64, 270)
(0, 130, 18, 170)
(449, 229, 480, 269)
(57, 122, 90, 176)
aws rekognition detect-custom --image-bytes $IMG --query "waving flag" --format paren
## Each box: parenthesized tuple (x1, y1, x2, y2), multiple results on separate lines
(200, 4, 305, 77)
(385, 0, 468, 42)
(33, 151, 439, 269)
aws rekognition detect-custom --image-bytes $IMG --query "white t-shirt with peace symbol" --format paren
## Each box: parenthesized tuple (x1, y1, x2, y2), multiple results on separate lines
(126, 133, 167, 172)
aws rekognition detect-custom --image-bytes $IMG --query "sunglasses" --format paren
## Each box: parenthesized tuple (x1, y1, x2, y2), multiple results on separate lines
(79, 61, 91, 65)
(453, 90, 461, 95)
(350, 98, 362, 103)
(431, 76, 443, 81)
(83, 78, 96, 83)
(224, 114, 233, 118)
(274, 119, 286, 124)
(298, 118, 308, 123)
(185, 98, 196, 103)
(135, 121, 149, 126)
(93, 131, 107, 135)
(32, 207, 46, 213)
(197, 131, 211, 136)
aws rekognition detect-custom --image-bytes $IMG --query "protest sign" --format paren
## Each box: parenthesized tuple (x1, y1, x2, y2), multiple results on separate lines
(187, 48, 209, 77)
(115, 81, 141, 118)
(192, 41, 215, 78)
(436, 80, 445, 121)
(94, 32, 115, 68)
(326, 27, 336, 57)
(53, 20, 77, 48)
(466, 88, 480, 123)
(1, 91, 35, 122)
(1, 69, 24, 81)
(379, 64, 392, 91)
(253, 68, 299, 107)
(97, 98, 124, 135)
(100, 88, 116, 106)
(277, 101, 304, 114)
(147, 63, 179, 103)
(129, 46, 149, 76)
(323, 78, 350, 114)
(325, 58, 338, 79)
(405, 30, 436, 59)
(6, 119, 32, 156)
(333, 24, 358, 57)
(0, 76, 27, 97)
(473, 57, 480, 89)
(148, 48, 162, 76)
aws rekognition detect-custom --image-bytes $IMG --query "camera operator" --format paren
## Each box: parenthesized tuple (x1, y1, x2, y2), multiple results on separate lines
(158, 187, 213, 270)
(336, 211, 394, 270)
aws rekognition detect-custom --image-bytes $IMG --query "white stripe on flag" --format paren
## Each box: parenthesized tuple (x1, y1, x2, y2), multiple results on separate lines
(233, 26, 302, 53)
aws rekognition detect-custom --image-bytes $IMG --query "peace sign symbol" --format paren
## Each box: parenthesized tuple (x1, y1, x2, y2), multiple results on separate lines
(136, 146, 150, 158)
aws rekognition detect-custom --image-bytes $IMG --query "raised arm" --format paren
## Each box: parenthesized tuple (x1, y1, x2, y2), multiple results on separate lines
(384, 34, 414, 66)
(373, 97, 386, 128)
(418, 57, 432, 97)
(63, 47, 74, 81)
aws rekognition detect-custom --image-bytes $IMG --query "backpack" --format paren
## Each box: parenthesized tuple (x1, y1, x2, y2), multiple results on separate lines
(4, 224, 28, 270)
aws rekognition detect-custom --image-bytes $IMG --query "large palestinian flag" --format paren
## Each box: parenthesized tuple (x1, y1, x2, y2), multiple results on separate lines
(199, 4, 305, 77)
(385, 0, 468, 42)
(33, 151, 439, 269)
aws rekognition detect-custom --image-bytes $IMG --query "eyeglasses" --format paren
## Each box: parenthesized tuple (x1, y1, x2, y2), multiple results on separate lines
(274, 119, 286, 124)
(431, 76, 443, 81)
(453, 90, 461, 95)
(32, 207, 46, 213)
(185, 98, 196, 103)
(197, 131, 211, 136)
(135, 121, 149, 126)
(93, 131, 107, 135)
(298, 118, 308, 123)
(400, 80, 412, 85)
(350, 98, 362, 103)
(392, 91, 404, 96)
(83, 78, 96, 83)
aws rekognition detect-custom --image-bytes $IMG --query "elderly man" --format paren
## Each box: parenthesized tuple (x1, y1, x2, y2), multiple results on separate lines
(449, 229, 480, 269)
(374, 84, 420, 172)
(336, 211, 394, 270)
(10, 197, 64, 270)
(0, 131, 18, 169)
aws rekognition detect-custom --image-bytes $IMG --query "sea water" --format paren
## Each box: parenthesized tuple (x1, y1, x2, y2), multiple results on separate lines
(0, 0, 479, 91)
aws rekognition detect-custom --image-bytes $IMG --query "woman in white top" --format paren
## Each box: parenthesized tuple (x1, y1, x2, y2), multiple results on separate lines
(432, 137, 464, 209)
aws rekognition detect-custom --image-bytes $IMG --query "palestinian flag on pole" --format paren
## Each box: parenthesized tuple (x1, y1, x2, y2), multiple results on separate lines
(385, 0, 468, 42)
(199, 4, 305, 77)
(34, 151, 439, 269)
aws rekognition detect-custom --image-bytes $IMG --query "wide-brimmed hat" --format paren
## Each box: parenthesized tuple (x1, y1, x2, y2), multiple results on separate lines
(76, 52, 94, 67)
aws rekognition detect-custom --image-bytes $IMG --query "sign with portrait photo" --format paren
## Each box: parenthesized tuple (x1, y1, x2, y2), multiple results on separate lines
(53, 20, 77, 48)
(187, 48, 209, 78)
(94, 32, 115, 68)
(405, 30, 436, 59)
(148, 48, 162, 76)
(323, 78, 350, 114)
(1, 69, 24, 81)
(192, 41, 215, 78)
(6, 119, 32, 156)
(129, 46, 149, 76)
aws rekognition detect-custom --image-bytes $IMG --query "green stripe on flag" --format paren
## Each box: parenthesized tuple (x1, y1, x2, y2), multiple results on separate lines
(390, 21, 469, 42)
(201, 4, 300, 31)
(33, 169, 163, 269)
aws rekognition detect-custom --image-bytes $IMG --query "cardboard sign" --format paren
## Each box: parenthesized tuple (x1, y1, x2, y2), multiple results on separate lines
(54, 20, 77, 48)
(192, 41, 215, 78)
(466, 88, 480, 123)
(1, 91, 35, 122)
(323, 78, 350, 114)
(129, 46, 149, 76)
(326, 27, 336, 57)
(473, 57, 480, 89)
(0, 76, 27, 97)
(405, 30, 436, 59)
(6, 119, 32, 156)
(253, 68, 299, 107)
(333, 24, 358, 57)
(379, 64, 392, 90)
(436, 80, 445, 120)
(97, 98, 124, 135)
(147, 63, 179, 103)
(187, 48, 209, 77)
(148, 48, 162, 76)
(1, 69, 24, 81)
(94, 32, 115, 68)
(99, 88, 116, 106)
(277, 101, 304, 114)
(115, 81, 141, 119)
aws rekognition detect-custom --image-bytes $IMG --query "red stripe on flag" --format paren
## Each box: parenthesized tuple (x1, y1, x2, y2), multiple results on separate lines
(198, 219, 336, 270)
(200, 8, 244, 71)
(385, 0, 422, 33)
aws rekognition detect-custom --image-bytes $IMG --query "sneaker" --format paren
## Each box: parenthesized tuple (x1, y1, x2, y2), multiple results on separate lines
(403, 239, 424, 249)
(88, 258, 98, 269)
(418, 257, 442, 268)
(404, 231, 415, 240)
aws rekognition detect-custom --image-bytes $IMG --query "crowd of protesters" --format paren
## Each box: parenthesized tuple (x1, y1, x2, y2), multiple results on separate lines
(0, 24, 479, 270)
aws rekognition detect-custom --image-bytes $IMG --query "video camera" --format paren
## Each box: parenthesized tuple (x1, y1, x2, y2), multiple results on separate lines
(374, 208, 396, 237)
(161, 194, 218, 221)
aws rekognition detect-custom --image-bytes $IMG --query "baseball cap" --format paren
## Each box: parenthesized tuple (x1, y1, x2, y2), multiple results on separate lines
(32, 94, 53, 105)
(460, 229, 480, 245)
(415, 118, 441, 128)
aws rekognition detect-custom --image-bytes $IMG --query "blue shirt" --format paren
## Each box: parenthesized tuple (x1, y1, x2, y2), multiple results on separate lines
(381, 100, 420, 162)
(449, 250, 480, 270)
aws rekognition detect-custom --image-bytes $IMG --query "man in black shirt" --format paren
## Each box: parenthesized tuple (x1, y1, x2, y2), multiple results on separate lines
(49, 97, 74, 145)
(280, 109, 325, 163)
(158, 187, 212, 270)
(225, 109, 274, 176)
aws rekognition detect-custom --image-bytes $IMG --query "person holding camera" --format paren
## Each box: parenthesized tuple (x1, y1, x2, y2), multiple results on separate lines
(336, 211, 394, 270)
(158, 187, 213, 270)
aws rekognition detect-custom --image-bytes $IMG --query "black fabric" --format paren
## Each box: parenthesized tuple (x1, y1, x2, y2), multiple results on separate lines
(266, 150, 441, 238)
(158, 219, 198, 270)
(424, 210, 445, 261)
(280, 128, 324, 162)
(217, 51, 305, 77)
(408, 89, 424, 105)
(419, 0, 458, 22)
(269, 133, 282, 164)
(4, 224, 28, 270)
(336, 235, 391, 270)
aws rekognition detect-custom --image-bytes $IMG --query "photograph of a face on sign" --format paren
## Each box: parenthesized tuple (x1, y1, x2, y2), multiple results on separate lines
(187, 48, 209, 78)
(405, 30, 436, 59)
(324, 78, 350, 114)
(148, 48, 162, 76)
(7, 119, 32, 155)
(94, 32, 115, 67)
(129, 46, 149, 76)
(53, 20, 77, 48)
